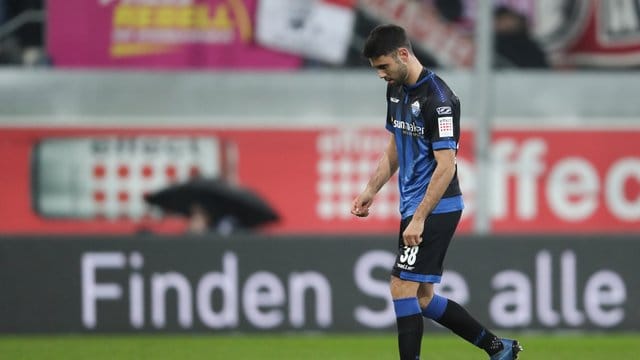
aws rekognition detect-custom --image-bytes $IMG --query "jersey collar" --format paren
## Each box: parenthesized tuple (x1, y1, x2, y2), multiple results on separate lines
(403, 68, 433, 92)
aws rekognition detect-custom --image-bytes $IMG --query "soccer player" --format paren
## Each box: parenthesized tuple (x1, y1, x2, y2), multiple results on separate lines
(351, 24, 522, 360)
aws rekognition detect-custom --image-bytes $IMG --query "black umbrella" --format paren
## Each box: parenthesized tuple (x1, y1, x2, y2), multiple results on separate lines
(145, 178, 279, 228)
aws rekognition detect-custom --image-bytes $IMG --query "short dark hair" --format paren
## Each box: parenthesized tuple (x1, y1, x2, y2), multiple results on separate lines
(362, 24, 413, 59)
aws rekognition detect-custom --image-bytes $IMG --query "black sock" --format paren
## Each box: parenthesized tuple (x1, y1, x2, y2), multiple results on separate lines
(431, 299, 503, 356)
(475, 330, 506, 356)
(394, 297, 423, 360)
(396, 314, 423, 360)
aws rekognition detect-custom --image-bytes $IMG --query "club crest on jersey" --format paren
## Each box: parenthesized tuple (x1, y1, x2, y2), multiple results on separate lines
(411, 101, 421, 116)
(436, 106, 452, 115)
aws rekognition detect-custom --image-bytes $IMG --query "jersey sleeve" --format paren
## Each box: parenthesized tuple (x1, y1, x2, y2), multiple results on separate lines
(424, 98, 459, 151)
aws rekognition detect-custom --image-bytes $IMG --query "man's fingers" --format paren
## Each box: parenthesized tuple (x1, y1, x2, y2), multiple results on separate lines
(403, 234, 422, 246)
(351, 206, 370, 217)
(354, 209, 369, 217)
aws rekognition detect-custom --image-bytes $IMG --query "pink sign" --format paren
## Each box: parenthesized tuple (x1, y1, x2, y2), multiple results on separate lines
(47, 0, 302, 69)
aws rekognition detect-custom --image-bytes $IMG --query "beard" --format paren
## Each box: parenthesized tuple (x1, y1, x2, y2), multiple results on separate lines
(396, 63, 409, 84)
(392, 55, 410, 84)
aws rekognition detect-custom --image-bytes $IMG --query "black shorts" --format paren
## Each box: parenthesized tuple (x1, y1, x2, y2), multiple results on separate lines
(391, 210, 462, 283)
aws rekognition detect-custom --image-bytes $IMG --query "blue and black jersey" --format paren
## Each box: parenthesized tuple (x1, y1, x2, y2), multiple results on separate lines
(385, 68, 464, 219)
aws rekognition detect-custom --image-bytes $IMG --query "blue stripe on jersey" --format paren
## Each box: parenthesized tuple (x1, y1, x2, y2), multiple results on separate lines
(432, 195, 464, 214)
(412, 70, 447, 102)
(432, 139, 457, 150)
(399, 271, 442, 284)
(395, 134, 433, 218)
(401, 194, 464, 219)
(404, 71, 434, 91)
(429, 76, 447, 102)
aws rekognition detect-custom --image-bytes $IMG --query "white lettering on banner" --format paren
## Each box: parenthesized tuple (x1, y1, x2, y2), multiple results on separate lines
(584, 271, 627, 327)
(152, 272, 193, 328)
(353, 250, 395, 328)
(81, 249, 627, 331)
(490, 271, 532, 327)
(81, 251, 332, 330)
(486, 138, 547, 220)
(82, 252, 126, 328)
(547, 158, 599, 221)
(560, 251, 584, 326)
(289, 272, 332, 328)
(316, 130, 640, 226)
(196, 253, 238, 328)
(606, 158, 640, 220)
(456, 137, 640, 224)
(489, 250, 626, 328)
(535, 251, 560, 326)
(242, 272, 285, 329)
(129, 252, 145, 328)
(353, 250, 470, 328)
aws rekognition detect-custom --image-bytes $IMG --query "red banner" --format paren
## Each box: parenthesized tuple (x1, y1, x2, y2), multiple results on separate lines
(46, 0, 301, 69)
(0, 126, 638, 235)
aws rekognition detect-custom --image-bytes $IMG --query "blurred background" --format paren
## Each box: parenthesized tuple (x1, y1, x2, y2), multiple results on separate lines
(0, 0, 639, 356)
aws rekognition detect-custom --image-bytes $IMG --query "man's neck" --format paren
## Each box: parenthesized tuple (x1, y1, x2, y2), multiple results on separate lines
(404, 59, 424, 86)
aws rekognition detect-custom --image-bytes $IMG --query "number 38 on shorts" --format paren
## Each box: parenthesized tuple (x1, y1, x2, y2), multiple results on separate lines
(399, 246, 419, 266)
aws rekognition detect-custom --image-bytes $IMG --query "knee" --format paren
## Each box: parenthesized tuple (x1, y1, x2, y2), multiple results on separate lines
(417, 285, 435, 308)
(418, 294, 433, 309)
(389, 276, 419, 299)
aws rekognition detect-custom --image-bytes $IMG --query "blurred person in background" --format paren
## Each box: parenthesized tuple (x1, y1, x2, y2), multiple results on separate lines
(352, 24, 522, 360)
(184, 203, 240, 236)
(145, 178, 279, 237)
(493, 5, 548, 68)
(0, 0, 47, 65)
(431, 0, 548, 68)
(346, 0, 548, 70)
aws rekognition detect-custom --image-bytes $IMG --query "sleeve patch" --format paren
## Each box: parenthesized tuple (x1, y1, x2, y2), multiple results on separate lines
(438, 117, 454, 137)
(436, 106, 452, 115)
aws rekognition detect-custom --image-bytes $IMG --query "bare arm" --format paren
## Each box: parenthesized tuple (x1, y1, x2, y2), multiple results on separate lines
(402, 148, 457, 245)
(351, 135, 399, 217)
(413, 149, 456, 221)
(365, 135, 399, 195)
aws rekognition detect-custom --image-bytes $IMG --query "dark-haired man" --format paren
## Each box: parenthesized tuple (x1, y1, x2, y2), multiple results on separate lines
(351, 24, 522, 360)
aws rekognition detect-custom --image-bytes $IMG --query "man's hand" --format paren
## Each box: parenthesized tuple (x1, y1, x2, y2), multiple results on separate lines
(402, 218, 424, 246)
(351, 191, 374, 217)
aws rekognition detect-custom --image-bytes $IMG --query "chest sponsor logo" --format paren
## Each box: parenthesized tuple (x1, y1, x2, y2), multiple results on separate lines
(436, 106, 452, 115)
(438, 116, 454, 137)
(392, 118, 424, 137)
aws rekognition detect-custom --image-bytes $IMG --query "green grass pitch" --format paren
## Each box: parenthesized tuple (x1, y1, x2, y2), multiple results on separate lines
(1, 333, 639, 359)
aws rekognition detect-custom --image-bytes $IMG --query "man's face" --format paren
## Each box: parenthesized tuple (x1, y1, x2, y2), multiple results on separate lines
(369, 49, 409, 85)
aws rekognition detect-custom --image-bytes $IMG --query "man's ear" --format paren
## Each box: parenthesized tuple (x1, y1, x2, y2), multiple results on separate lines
(398, 47, 410, 62)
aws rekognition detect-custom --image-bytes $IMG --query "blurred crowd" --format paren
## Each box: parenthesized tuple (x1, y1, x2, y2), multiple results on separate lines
(0, 0, 546, 69)
(0, 0, 637, 70)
